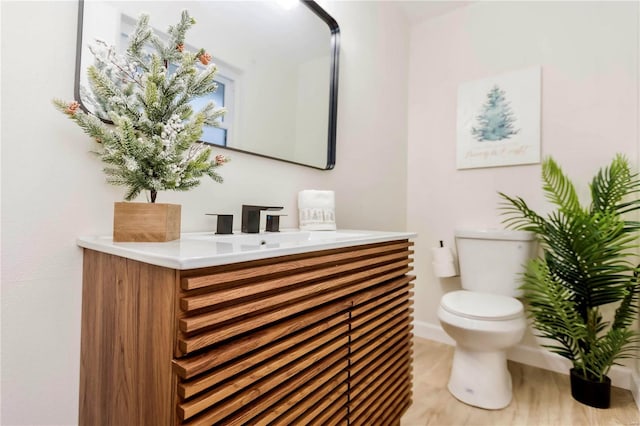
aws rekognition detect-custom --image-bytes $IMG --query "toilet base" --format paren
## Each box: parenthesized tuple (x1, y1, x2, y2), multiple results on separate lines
(447, 345, 513, 410)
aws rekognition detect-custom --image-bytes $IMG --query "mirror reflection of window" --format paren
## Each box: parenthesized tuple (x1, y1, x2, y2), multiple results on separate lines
(119, 15, 237, 147)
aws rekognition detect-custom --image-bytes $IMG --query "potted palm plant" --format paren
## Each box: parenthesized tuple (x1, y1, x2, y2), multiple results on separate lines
(499, 154, 640, 408)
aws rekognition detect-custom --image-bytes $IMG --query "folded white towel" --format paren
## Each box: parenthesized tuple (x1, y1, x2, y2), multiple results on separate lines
(298, 190, 336, 230)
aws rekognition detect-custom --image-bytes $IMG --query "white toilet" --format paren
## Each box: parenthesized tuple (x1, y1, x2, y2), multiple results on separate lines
(438, 228, 537, 410)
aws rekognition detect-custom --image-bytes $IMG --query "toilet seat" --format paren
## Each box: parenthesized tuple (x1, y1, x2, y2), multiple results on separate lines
(440, 290, 523, 321)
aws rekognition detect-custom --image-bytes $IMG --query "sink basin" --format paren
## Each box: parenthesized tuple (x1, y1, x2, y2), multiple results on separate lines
(208, 231, 312, 246)
(188, 230, 376, 247)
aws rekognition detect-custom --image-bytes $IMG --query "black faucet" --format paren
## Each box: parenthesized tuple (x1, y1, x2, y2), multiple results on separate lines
(241, 205, 283, 233)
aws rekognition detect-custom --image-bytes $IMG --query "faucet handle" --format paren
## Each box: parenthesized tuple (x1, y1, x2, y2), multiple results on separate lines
(206, 213, 233, 235)
(265, 214, 287, 232)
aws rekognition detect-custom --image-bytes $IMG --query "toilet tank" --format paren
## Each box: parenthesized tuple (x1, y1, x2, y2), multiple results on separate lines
(455, 229, 537, 297)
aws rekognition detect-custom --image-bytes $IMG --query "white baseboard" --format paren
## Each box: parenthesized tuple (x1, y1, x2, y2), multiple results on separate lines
(413, 320, 635, 394)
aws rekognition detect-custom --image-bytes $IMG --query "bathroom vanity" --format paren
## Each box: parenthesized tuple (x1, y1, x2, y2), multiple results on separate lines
(77, 230, 416, 425)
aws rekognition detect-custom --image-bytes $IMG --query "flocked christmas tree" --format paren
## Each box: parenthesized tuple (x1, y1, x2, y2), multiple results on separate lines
(54, 11, 228, 203)
(471, 85, 520, 142)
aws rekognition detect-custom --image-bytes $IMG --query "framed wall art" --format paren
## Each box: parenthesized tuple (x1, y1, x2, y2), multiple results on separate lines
(456, 66, 541, 169)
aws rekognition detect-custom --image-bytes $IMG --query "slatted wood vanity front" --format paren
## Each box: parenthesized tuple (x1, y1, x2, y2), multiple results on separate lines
(79, 237, 415, 425)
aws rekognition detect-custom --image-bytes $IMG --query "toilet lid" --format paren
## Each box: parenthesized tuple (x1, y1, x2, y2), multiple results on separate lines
(440, 290, 524, 320)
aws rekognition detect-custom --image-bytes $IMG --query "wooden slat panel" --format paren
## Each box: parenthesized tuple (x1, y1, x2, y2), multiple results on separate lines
(354, 357, 412, 410)
(324, 409, 349, 426)
(351, 311, 412, 353)
(309, 394, 349, 426)
(181, 241, 413, 290)
(351, 285, 411, 320)
(361, 383, 411, 426)
(350, 364, 410, 424)
(350, 289, 413, 331)
(178, 327, 348, 420)
(362, 382, 411, 425)
(180, 259, 411, 332)
(349, 276, 414, 309)
(252, 368, 348, 424)
(252, 365, 348, 426)
(347, 267, 413, 426)
(179, 268, 412, 354)
(179, 334, 347, 421)
(177, 241, 414, 424)
(293, 382, 349, 425)
(349, 328, 413, 378)
(181, 250, 413, 311)
(351, 333, 411, 384)
(351, 296, 410, 333)
(351, 345, 411, 400)
(175, 307, 349, 381)
(184, 347, 348, 425)
(377, 388, 412, 426)
(351, 302, 411, 342)
(352, 348, 413, 396)
(351, 357, 409, 413)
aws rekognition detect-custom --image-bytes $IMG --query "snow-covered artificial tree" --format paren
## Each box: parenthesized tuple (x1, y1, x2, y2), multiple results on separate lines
(54, 11, 228, 202)
(471, 85, 520, 142)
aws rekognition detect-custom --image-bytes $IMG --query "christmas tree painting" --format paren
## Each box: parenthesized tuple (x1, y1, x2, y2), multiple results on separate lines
(471, 85, 520, 142)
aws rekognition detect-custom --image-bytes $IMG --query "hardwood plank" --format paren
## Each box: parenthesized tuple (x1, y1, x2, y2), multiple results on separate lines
(401, 337, 640, 426)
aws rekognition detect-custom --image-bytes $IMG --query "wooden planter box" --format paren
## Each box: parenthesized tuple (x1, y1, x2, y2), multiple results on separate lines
(113, 202, 181, 242)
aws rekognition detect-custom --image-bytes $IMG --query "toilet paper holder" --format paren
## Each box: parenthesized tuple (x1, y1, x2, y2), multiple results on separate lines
(432, 240, 459, 278)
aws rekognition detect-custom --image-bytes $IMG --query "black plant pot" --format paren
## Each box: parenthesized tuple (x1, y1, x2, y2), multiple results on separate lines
(570, 368, 611, 409)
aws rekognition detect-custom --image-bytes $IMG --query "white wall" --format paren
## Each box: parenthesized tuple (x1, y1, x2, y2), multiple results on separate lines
(295, 55, 331, 166)
(407, 0, 638, 372)
(0, 1, 409, 424)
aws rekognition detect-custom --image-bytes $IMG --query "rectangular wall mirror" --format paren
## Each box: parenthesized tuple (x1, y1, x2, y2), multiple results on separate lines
(75, 0, 340, 169)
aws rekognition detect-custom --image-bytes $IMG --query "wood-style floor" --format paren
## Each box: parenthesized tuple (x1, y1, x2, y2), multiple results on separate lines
(401, 337, 639, 426)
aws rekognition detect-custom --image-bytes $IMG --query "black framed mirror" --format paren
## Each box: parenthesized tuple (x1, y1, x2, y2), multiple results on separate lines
(74, 0, 339, 169)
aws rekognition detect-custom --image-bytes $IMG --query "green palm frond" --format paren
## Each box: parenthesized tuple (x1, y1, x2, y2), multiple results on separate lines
(498, 193, 546, 233)
(542, 157, 582, 215)
(591, 154, 639, 213)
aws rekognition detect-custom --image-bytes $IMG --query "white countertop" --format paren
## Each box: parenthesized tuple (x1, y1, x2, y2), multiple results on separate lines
(77, 229, 417, 270)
